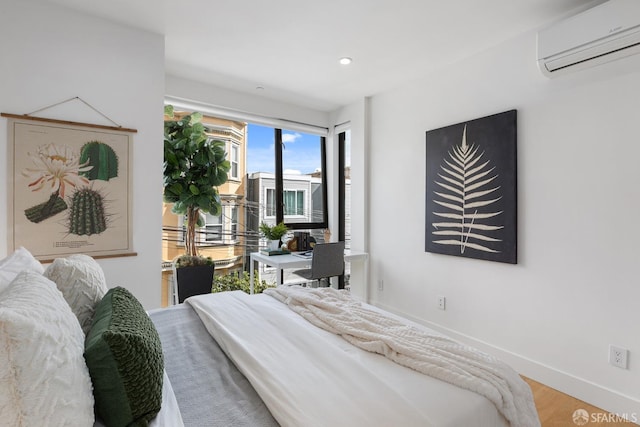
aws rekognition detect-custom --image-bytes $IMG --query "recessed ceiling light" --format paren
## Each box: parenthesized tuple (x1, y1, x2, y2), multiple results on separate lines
(339, 57, 352, 65)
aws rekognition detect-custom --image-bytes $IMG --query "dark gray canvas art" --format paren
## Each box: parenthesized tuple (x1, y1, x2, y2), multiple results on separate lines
(425, 110, 517, 264)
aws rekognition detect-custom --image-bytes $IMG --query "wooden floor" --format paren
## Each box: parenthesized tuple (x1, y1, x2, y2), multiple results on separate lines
(523, 377, 637, 426)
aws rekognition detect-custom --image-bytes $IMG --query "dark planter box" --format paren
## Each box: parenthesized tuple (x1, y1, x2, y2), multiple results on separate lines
(175, 264, 214, 303)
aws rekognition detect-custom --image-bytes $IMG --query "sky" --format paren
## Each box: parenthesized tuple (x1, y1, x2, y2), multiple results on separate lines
(246, 123, 322, 175)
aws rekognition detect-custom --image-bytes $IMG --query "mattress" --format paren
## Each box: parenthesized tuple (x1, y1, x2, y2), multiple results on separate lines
(145, 288, 542, 426)
(155, 289, 524, 427)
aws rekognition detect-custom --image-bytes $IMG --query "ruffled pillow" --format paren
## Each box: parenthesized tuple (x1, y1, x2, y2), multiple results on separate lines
(0, 247, 44, 294)
(0, 271, 94, 426)
(44, 254, 109, 335)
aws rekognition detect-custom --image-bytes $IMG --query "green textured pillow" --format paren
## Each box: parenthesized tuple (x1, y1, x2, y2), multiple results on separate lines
(84, 287, 164, 427)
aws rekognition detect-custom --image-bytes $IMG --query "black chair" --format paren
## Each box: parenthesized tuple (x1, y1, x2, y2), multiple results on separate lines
(293, 241, 345, 287)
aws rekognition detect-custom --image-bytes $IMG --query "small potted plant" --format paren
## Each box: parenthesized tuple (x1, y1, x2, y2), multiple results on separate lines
(259, 222, 288, 251)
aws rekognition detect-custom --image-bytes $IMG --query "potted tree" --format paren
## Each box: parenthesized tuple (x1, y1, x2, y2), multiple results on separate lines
(163, 105, 230, 302)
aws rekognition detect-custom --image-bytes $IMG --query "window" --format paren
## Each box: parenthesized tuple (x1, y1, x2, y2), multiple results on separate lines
(338, 129, 351, 289)
(266, 189, 305, 217)
(283, 190, 304, 216)
(177, 212, 221, 244)
(230, 144, 239, 179)
(178, 207, 239, 245)
(279, 128, 326, 228)
(339, 129, 351, 248)
(247, 124, 327, 230)
(265, 188, 276, 217)
(230, 205, 238, 240)
(204, 212, 222, 242)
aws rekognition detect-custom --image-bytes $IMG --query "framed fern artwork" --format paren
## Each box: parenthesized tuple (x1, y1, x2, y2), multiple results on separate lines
(425, 110, 517, 264)
(3, 115, 136, 262)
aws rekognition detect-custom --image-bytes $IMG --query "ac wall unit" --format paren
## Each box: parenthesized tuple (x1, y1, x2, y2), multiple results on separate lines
(537, 0, 640, 77)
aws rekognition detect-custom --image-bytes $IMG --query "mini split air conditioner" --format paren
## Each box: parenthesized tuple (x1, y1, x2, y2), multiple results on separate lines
(537, 0, 640, 77)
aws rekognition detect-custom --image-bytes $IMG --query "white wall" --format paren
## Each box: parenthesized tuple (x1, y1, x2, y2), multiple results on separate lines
(166, 75, 330, 129)
(360, 27, 640, 416)
(0, 1, 165, 309)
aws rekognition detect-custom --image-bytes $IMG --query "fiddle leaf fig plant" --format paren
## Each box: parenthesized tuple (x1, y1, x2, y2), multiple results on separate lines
(163, 105, 231, 257)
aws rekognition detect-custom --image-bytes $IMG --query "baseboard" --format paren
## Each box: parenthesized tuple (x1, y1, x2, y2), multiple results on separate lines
(372, 300, 640, 422)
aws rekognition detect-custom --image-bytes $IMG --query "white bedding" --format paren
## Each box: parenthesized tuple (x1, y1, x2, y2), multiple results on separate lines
(266, 286, 540, 427)
(187, 290, 518, 427)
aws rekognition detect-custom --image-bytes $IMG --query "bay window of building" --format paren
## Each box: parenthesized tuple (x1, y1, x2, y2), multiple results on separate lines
(204, 212, 222, 243)
(230, 143, 239, 180)
(230, 204, 238, 241)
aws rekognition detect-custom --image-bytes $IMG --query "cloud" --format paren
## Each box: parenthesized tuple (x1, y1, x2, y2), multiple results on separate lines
(282, 132, 302, 144)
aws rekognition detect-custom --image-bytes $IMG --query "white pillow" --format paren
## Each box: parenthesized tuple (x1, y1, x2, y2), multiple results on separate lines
(44, 254, 109, 335)
(0, 271, 94, 426)
(0, 247, 44, 294)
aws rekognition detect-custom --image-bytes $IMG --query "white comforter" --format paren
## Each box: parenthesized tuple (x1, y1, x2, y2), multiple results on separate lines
(187, 290, 525, 427)
(265, 286, 540, 427)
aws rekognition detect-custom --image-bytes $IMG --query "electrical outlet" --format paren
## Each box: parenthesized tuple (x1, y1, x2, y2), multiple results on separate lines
(437, 296, 446, 310)
(609, 345, 628, 369)
(378, 279, 383, 291)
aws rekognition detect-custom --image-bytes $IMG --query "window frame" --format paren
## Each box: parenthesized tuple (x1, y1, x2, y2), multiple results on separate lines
(229, 143, 240, 180)
(203, 211, 223, 243)
(178, 209, 227, 246)
(265, 188, 276, 218)
(230, 204, 238, 241)
(283, 189, 305, 217)
(266, 188, 306, 218)
(274, 129, 328, 230)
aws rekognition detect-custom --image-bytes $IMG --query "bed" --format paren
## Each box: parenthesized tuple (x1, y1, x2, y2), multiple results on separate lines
(0, 248, 540, 427)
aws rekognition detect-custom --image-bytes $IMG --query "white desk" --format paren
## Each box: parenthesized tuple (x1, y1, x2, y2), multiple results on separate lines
(249, 250, 368, 294)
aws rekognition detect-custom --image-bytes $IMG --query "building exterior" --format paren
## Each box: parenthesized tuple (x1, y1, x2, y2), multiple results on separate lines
(246, 171, 351, 285)
(246, 171, 325, 252)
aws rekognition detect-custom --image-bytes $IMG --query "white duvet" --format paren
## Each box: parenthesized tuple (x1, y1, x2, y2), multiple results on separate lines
(187, 289, 536, 427)
(265, 286, 540, 427)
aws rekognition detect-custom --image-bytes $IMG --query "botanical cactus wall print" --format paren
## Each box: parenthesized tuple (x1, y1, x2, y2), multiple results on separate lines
(7, 118, 134, 260)
(425, 110, 517, 264)
(24, 192, 68, 223)
(80, 141, 119, 181)
(68, 187, 108, 236)
(21, 143, 92, 223)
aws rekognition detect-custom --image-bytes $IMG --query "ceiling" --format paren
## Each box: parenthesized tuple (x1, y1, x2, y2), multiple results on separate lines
(45, 0, 588, 112)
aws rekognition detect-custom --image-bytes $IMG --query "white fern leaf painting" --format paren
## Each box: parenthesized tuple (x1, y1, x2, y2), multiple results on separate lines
(432, 124, 503, 253)
(425, 110, 517, 264)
